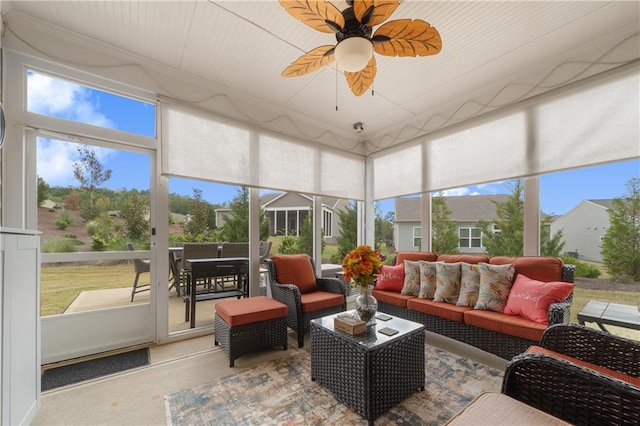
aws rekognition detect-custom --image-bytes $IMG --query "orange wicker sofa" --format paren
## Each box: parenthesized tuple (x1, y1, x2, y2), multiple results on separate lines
(373, 252, 575, 360)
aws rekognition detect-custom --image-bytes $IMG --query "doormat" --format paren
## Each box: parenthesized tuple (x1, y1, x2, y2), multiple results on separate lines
(41, 348, 149, 391)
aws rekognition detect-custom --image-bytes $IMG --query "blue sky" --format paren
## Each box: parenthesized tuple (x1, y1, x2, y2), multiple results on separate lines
(31, 72, 639, 216)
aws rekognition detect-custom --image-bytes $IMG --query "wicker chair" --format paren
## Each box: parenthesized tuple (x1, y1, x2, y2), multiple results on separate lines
(503, 324, 640, 425)
(265, 255, 348, 348)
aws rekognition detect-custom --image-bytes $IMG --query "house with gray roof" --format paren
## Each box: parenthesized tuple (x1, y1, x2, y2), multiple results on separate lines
(216, 192, 350, 244)
(394, 195, 509, 253)
(550, 199, 612, 262)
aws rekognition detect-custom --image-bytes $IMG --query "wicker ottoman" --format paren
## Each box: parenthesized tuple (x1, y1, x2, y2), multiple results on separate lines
(214, 296, 288, 367)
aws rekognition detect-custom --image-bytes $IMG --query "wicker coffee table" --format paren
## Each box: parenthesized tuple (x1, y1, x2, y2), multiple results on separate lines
(310, 311, 425, 424)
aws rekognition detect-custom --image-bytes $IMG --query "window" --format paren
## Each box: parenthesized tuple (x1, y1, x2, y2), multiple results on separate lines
(413, 227, 421, 249)
(27, 70, 155, 137)
(323, 209, 333, 237)
(459, 227, 482, 248)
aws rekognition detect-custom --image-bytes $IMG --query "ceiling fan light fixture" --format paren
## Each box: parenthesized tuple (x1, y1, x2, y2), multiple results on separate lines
(334, 37, 372, 72)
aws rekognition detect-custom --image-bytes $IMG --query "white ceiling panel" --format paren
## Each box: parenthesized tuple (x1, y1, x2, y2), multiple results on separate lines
(3, 0, 639, 155)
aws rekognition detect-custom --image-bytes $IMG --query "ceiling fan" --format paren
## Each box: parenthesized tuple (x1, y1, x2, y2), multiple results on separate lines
(279, 0, 442, 96)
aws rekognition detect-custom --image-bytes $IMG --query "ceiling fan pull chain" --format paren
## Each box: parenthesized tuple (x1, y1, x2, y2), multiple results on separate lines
(335, 66, 339, 111)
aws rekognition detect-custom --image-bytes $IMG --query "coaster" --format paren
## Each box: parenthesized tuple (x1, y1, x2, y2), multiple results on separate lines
(376, 314, 392, 321)
(378, 327, 399, 336)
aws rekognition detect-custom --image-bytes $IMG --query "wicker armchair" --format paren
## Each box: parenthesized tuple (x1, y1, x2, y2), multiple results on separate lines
(265, 255, 348, 348)
(503, 351, 640, 425)
(504, 324, 640, 425)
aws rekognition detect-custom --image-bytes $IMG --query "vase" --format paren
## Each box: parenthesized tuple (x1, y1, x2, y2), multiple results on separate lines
(355, 285, 378, 325)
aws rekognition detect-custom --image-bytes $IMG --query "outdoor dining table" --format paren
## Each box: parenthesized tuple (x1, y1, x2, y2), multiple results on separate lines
(183, 257, 249, 328)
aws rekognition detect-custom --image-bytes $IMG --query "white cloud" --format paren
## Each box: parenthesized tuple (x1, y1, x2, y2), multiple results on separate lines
(37, 139, 78, 186)
(441, 187, 480, 197)
(37, 138, 117, 187)
(27, 72, 112, 128)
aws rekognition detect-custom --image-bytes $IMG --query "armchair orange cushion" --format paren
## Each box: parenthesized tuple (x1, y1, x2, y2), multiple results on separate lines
(270, 254, 317, 294)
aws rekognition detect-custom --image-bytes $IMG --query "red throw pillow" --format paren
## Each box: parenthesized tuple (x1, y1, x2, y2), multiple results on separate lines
(375, 264, 405, 292)
(270, 254, 316, 294)
(504, 274, 574, 324)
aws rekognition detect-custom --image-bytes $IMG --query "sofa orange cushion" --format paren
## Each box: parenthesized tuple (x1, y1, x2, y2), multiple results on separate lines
(407, 298, 471, 322)
(395, 251, 438, 265)
(526, 346, 640, 387)
(270, 254, 317, 294)
(372, 289, 416, 308)
(504, 274, 574, 324)
(438, 254, 489, 264)
(376, 264, 405, 291)
(490, 256, 563, 283)
(464, 309, 547, 342)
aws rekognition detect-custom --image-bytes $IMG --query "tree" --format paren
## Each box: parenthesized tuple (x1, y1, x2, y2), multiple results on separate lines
(431, 193, 459, 254)
(296, 209, 325, 257)
(540, 216, 565, 257)
(602, 177, 640, 282)
(73, 145, 112, 221)
(332, 202, 357, 263)
(216, 187, 270, 242)
(477, 180, 525, 257)
(183, 188, 211, 240)
(121, 192, 150, 241)
(37, 176, 50, 207)
(375, 205, 394, 250)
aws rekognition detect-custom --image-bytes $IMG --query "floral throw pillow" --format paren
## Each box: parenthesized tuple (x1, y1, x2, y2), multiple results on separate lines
(433, 262, 462, 304)
(400, 260, 421, 296)
(418, 260, 438, 299)
(456, 263, 481, 308)
(474, 263, 515, 312)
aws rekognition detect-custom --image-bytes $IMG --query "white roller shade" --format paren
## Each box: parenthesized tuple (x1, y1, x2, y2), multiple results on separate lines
(372, 68, 639, 200)
(427, 112, 527, 192)
(536, 71, 640, 171)
(373, 144, 423, 200)
(161, 101, 365, 200)
(161, 103, 250, 185)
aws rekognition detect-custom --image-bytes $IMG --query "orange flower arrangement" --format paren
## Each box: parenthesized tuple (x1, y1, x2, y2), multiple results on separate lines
(341, 245, 384, 289)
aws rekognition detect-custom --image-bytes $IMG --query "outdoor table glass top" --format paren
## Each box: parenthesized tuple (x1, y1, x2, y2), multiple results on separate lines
(578, 300, 640, 332)
(311, 310, 424, 349)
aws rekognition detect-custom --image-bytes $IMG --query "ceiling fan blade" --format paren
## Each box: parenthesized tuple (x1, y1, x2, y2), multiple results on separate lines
(281, 45, 336, 77)
(353, 0, 399, 27)
(372, 19, 442, 57)
(279, 0, 345, 33)
(345, 56, 377, 96)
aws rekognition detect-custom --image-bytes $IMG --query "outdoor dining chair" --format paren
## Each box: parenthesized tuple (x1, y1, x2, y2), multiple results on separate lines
(127, 242, 150, 302)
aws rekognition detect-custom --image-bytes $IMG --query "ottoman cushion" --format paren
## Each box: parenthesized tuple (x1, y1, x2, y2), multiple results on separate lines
(215, 296, 287, 327)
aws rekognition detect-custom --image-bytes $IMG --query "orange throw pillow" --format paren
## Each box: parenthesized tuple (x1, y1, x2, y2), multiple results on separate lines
(504, 274, 574, 323)
(270, 254, 317, 294)
(375, 264, 405, 292)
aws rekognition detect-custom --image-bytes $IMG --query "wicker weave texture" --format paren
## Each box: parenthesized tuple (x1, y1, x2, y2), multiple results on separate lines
(214, 314, 287, 367)
(540, 324, 640, 379)
(376, 264, 574, 360)
(265, 258, 347, 348)
(503, 352, 640, 425)
(310, 322, 425, 423)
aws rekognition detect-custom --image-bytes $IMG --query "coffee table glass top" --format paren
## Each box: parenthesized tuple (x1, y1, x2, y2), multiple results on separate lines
(311, 310, 424, 349)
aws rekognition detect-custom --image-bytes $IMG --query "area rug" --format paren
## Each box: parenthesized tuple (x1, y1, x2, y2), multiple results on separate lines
(164, 345, 502, 425)
(41, 348, 149, 391)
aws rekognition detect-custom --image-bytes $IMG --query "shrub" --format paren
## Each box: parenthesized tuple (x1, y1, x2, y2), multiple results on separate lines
(55, 210, 74, 230)
(42, 238, 78, 253)
(277, 235, 299, 254)
(91, 236, 107, 251)
(560, 255, 601, 279)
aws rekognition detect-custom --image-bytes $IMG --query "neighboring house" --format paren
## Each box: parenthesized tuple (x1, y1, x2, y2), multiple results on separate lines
(551, 199, 612, 262)
(216, 192, 350, 244)
(394, 195, 509, 253)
